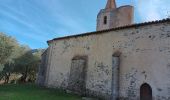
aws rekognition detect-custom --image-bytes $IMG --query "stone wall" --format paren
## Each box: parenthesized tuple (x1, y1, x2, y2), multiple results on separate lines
(42, 21, 170, 100)
(37, 48, 49, 86)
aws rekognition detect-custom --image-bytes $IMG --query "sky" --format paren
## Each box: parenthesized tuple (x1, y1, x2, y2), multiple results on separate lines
(0, 0, 170, 49)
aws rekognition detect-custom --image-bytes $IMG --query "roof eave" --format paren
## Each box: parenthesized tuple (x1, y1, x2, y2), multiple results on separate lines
(47, 18, 170, 44)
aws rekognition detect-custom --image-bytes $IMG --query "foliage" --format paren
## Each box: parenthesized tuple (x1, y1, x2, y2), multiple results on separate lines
(14, 50, 42, 82)
(0, 84, 81, 100)
(0, 32, 43, 83)
(0, 33, 18, 66)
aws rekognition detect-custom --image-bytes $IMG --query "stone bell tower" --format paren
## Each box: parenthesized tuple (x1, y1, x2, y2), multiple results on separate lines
(96, 0, 134, 31)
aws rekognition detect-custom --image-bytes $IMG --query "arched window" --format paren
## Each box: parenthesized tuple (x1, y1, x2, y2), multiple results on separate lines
(140, 83, 152, 100)
(104, 16, 107, 24)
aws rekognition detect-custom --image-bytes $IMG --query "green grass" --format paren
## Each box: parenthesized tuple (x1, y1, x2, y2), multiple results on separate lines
(0, 84, 81, 100)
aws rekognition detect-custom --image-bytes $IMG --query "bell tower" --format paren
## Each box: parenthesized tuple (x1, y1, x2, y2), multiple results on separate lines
(96, 0, 134, 31)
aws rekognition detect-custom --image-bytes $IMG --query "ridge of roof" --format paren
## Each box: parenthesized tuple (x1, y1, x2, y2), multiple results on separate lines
(47, 18, 170, 44)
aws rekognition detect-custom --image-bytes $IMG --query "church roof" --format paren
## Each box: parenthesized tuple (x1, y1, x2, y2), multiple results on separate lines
(47, 18, 170, 44)
(105, 0, 116, 9)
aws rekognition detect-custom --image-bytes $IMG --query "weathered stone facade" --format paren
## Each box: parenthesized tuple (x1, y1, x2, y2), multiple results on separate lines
(37, 0, 170, 99)
(37, 19, 170, 100)
(36, 48, 49, 86)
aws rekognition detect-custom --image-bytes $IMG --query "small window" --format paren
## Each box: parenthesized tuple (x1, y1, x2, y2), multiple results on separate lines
(104, 16, 107, 24)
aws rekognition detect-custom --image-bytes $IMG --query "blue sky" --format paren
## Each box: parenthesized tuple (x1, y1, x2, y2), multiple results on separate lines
(0, 0, 170, 49)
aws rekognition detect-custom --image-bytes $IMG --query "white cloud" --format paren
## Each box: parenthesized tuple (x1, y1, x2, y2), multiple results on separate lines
(34, 0, 87, 34)
(0, 2, 57, 41)
(135, 0, 170, 22)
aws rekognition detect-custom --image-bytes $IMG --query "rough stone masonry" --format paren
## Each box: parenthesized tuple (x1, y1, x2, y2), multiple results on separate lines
(37, 0, 170, 100)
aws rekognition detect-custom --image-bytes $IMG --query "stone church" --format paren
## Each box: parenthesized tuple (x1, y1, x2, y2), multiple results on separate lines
(37, 0, 170, 100)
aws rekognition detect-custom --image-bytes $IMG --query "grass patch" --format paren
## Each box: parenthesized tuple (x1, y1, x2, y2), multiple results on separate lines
(0, 84, 81, 100)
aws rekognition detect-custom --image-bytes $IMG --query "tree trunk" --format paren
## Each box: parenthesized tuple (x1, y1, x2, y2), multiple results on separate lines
(4, 72, 10, 83)
(21, 66, 28, 82)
